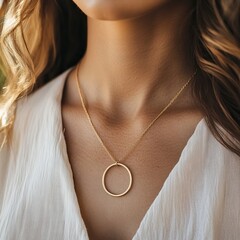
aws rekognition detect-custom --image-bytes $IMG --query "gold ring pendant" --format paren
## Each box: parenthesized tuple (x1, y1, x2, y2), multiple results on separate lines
(102, 162, 133, 197)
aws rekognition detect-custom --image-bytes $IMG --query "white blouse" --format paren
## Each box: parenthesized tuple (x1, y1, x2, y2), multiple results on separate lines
(0, 68, 240, 240)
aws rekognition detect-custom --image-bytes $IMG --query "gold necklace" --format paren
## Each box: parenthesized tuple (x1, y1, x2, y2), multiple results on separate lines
(75, 64, 196, 197)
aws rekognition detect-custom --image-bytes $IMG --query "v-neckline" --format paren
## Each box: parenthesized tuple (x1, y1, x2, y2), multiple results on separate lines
(57, 67, 206, 240)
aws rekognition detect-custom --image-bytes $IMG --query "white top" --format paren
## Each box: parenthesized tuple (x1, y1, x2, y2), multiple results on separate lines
(0, 68, 240, 240)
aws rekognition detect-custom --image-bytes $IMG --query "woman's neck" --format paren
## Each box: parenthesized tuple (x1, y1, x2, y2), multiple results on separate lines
(76, 2, 196, 118)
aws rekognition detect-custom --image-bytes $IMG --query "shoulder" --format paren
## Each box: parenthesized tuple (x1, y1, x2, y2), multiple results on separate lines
(200, 120, 240, 187)
(202, 119, 240, 160)
(0, 67, 72, 155)
(9, 67, 73, 142)
(16, 67, 73, 114)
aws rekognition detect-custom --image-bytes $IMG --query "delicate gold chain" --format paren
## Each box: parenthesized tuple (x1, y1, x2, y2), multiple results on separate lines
(75, 64, 196, 165)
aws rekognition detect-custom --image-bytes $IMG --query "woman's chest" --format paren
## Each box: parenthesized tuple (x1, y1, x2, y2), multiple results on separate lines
(66, 149, 180, 240)
(66, 143, 179, 240)
(61, 107, 203, 239)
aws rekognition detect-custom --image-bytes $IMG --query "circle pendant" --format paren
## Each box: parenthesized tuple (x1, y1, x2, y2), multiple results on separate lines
(102, 162, 133, 197)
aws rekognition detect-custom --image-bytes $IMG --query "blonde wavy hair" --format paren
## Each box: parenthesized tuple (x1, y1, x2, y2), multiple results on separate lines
(0, 0, 240, 156)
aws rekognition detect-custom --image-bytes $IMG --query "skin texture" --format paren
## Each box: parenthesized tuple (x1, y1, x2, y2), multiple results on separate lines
(62, 1, 204, 239)
(72, 0, 181, 20)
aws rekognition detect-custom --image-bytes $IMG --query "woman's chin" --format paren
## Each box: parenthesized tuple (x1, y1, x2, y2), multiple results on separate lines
(73, 1, 135, 21)
(72, 0, 171, 21)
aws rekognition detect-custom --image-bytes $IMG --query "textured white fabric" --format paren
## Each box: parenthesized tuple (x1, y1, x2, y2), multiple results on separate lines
(0, 68, 240, 240)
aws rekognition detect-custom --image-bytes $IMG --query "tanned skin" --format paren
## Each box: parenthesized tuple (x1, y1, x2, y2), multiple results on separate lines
(61, 0, 204, 239)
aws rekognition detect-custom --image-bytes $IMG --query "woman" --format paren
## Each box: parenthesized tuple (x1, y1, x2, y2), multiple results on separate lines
(0, 0, 239, 239)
